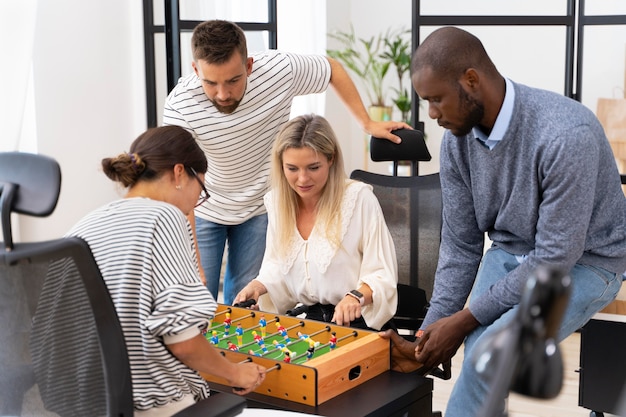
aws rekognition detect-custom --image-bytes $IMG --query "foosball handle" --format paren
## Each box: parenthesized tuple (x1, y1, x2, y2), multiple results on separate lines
(286, 304, 309, 316)
(233, 299, 257, 308)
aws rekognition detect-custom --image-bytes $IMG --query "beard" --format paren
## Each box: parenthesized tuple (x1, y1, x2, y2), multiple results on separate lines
(210, 97, 242, 114)
(449, 85, 485, 137)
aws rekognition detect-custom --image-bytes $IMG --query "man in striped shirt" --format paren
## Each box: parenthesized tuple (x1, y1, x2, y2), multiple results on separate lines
(163, 19, 410, 305)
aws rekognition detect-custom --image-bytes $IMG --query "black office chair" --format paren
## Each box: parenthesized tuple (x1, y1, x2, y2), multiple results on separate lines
(350, 130, 450, 383)
(0, 152, 246, 417)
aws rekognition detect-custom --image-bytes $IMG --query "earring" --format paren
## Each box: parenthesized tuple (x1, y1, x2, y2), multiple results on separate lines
(176, 185, 182, 190)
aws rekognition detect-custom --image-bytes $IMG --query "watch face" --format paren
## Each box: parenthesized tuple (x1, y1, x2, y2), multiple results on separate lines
(351, 290, 363, 298)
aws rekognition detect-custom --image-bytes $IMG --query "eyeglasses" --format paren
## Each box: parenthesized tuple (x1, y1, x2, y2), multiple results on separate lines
(186, 166, 210, 207)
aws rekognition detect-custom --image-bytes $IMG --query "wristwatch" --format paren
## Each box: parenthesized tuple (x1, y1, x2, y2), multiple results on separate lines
(346, 289, 364, 306)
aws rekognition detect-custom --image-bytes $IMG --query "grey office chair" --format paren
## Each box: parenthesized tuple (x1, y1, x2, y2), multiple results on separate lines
(350, 130, 450, 383)
(0, 152, 246, 417)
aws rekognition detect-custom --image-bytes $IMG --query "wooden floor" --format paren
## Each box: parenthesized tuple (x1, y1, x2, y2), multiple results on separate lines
(431, 332, 619, 417)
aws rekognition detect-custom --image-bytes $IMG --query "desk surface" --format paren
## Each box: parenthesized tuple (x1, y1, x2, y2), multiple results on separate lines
(211, 370, 433, 417)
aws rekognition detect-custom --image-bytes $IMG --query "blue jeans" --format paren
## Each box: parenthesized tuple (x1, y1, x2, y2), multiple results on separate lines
(445, 247, 622, 417)
(195, 214, 268, 305)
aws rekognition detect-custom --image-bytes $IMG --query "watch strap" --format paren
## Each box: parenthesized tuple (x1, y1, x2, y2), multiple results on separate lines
(346, 290, 364, 306)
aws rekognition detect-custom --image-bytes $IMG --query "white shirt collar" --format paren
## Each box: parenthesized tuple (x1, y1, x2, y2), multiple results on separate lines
(473, 78, 515, 149)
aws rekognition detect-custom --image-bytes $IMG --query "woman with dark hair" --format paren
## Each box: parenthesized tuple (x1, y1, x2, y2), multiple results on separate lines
(67, 125, 265, 416)
(234, 115, 398, 331)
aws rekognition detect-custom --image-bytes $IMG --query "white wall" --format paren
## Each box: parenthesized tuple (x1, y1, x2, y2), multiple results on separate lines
(13, 0, 147, 242)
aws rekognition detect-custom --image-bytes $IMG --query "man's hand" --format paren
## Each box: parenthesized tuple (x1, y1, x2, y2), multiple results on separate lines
(364, 120, 412, 144)
(378, 329, 424, 373)
(415, 309, 479, 372)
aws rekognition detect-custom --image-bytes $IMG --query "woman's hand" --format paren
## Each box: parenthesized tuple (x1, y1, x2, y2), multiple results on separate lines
(230, 362, 267, 395)
(332, 295, 362, 326)
(233, 280, 267, 309)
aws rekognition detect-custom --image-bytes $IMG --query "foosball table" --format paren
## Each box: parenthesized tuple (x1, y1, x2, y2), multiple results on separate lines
(201, 304, 391, 406)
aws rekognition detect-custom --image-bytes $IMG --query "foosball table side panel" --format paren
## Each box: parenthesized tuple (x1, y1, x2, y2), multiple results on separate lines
(201, 352, 320, 406)
(307, 332, 390, 403)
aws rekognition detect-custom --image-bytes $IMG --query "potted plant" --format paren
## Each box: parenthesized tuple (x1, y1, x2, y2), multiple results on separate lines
(327, 25, 392, 121)
(381, 28, 412, 124)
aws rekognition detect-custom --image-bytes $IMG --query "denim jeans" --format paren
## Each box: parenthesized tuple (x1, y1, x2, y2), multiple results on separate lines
(445, 247, 622, 417)
(195, 214, 268, 305)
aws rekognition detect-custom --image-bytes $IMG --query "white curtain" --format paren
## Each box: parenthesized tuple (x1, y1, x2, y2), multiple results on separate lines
(277, 0, 327, 117)
(0, 1, 38, 152)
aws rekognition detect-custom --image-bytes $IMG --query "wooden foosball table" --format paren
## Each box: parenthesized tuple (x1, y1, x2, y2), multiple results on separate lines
(200, 305, 434, 416)
(201, 304, 390, 406)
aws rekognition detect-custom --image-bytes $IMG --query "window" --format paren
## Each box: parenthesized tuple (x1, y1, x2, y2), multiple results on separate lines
(142, 0, 278, 127)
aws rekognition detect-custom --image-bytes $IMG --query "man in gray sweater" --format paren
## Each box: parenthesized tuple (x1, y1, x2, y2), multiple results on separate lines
(382, 27, 626, 417)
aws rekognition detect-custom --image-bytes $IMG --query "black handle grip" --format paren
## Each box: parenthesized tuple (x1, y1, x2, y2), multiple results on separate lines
(233, 299, 257, 308)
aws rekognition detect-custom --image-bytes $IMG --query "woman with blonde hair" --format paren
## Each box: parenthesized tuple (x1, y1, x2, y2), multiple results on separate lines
(234, 114, 397, 330)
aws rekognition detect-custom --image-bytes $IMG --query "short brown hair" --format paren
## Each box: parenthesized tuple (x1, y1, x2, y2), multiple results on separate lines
(191, 20, 248, 64)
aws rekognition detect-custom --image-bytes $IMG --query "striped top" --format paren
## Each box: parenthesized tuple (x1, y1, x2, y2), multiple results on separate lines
(163, 50, 331, 225)
(67, 197, 217, 411)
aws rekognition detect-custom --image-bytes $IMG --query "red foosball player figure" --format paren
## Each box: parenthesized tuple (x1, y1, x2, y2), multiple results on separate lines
(258, 314, 267, 338)
(209, 330, 219, 345)
(235, 323, 244, 346)
(283, 350, 291, 363)
(223, 312, 232, 336)
(329, 331, 337, 350)
(252, 331, 268, 353)
(227, 341, 239, 351)
(275, 321, 290, 343)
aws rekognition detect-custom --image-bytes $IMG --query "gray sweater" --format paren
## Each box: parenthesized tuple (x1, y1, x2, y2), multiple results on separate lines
(424, 81, 626, 328)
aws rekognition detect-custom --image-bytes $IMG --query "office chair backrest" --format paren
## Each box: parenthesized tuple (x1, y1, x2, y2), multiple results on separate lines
(1, 237, 135, 417)
(0, 152, 61, 251)
(350, 171, 442, 301)
(0, 151, 134, 416)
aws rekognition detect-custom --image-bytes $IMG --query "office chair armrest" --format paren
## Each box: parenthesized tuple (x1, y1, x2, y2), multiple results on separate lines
(428, 359, 452, 380)
(173, 391, 247, 417)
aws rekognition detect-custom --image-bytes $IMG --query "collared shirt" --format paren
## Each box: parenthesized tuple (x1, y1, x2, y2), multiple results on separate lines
(473, 78, 515, 150)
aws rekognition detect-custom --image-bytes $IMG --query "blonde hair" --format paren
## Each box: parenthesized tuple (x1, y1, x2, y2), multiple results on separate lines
(270, 114, 347, 257)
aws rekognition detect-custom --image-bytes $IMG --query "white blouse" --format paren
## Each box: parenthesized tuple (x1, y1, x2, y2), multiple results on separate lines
(257, 180, 398, 330)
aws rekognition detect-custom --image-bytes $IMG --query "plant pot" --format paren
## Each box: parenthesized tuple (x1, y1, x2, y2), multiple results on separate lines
(368, 105, 393, 122)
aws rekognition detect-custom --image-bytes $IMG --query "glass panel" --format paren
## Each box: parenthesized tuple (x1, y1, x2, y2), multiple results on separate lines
(584, 0, 626, 16)
(419, 0, 567, 16)
(180, 0, 269, 22)
(581, 24, 626, 173)
(153, 0, 164, 26)
(155, 33, 168, 124)
(245, 30, 270, 53)
(581, 25, 626, 107)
